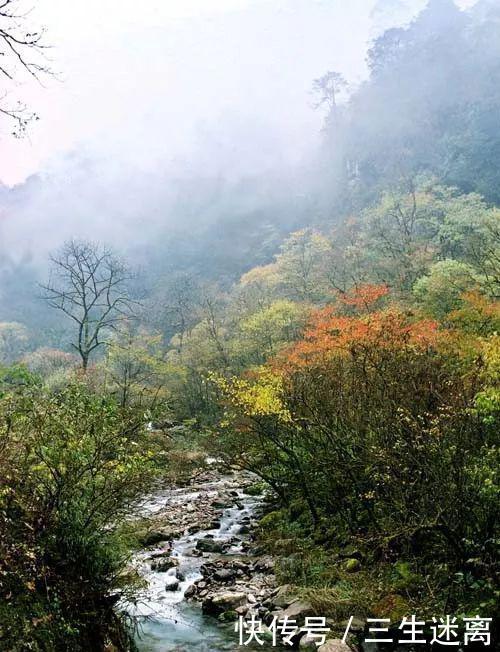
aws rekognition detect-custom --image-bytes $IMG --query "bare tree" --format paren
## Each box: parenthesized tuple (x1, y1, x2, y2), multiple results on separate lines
(41, 240, 136, 371)
(0, 0, 51, 136)
(155, 272, 201, 351)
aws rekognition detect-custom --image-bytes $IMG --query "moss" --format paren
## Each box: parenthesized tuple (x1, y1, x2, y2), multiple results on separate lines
(373, 593, 411, 623)
(258, 510, 284, 530)
(218, 610, 238, 623)
(344, 558, 361, 573)
(243, 481, 267, 496)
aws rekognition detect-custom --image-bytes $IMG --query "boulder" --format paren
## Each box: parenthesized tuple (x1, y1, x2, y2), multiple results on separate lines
(196, 538, 225, 553)
(281, 600, 314, 621)
(165, 576, 180, 592)
(184, 584, 196, 599)
(141, 530, 170, 547)
(151, 557, 178, 572)
(149, 548, 171, 558)
(214, 568, 236, 583)
(212, 498, 233, 509)
(233, 560, 250, 572)
(202, 592, 247, 616)
(268, 584, 297, 609)
(252, 556, 274, 573)
(300, 633, 325, 650)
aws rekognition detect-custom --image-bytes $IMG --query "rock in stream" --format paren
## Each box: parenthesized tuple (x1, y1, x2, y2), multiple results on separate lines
(126, 469, 279, 651)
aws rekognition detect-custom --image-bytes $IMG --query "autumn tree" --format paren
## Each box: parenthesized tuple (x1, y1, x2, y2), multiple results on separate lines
(236, 299, 306, 366)
(413, 259, 484, 320)
(212, 285, 498, 607)
(42, 240, 136, 371)
(239, 229, 332, 303)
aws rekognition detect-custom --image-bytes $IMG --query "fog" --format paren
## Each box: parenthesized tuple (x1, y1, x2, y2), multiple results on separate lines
(0, 0, 430, 264)
(0, 0, 489, 319)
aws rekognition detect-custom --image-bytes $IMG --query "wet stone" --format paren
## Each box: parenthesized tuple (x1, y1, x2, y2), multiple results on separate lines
(196, 538, 225, 553)
(213, 568, 236, 583)
(151, 556, 178, 572)
(165, 576, 180, 592)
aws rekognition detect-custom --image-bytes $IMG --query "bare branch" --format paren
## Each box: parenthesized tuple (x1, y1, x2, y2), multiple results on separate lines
(41, 240, 138, 370)
(0, 0, 52, 136)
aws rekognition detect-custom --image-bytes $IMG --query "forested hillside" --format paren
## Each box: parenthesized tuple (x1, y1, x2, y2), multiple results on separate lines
(0, 1, 499, 650)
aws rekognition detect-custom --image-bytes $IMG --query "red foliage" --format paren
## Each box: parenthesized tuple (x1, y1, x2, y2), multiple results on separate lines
(275, 305, 440, 372)
(338, 283, 390, 311)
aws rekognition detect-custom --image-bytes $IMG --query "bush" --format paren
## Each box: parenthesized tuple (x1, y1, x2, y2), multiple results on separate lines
(215, 303, 499, 613)
(0, 379, 156, 650)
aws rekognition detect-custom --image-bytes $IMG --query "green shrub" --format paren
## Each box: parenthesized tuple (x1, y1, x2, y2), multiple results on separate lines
(0, 380, 155, 650)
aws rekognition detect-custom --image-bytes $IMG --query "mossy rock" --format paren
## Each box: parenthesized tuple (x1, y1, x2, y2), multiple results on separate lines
(391, 561, 424, 592)
(218, 609, 238, 623)
(343, 558, 361, 573)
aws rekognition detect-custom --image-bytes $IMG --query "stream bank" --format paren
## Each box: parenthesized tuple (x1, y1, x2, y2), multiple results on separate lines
(125, 467, 355, 652)
(127, 467, 276, 651)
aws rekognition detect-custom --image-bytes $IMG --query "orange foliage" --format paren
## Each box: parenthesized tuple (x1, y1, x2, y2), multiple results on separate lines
(338, 283, 390, 311)
(449, 290, 500, 333)
(275, 305, 440, 371)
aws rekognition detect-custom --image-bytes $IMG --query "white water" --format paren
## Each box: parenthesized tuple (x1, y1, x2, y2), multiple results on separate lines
(127, 476, 266, 651)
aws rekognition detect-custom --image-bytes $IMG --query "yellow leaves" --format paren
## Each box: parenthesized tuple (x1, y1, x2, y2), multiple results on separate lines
(240, 262, 281, 288)
(481, 334, 500, 381)
(449, 291, 500, 334)
(474, 335, 500, 423)
(209, 369, 292, 423)
(239, 228, 332, 301)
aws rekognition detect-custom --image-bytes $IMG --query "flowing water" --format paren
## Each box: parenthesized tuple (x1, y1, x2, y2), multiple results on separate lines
(128, 475, 265, 652)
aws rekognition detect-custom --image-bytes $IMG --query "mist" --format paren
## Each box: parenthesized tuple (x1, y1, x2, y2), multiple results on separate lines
(0, 0, 418, 265)
(0, 0, 491, 325)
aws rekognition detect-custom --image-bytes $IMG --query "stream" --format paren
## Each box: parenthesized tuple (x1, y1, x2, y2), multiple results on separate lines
(127, 472, 268, 652)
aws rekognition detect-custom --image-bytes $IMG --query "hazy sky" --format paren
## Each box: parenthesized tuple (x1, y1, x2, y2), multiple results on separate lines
(0, 0, 403, 185)
(0, 0, 478, 186)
